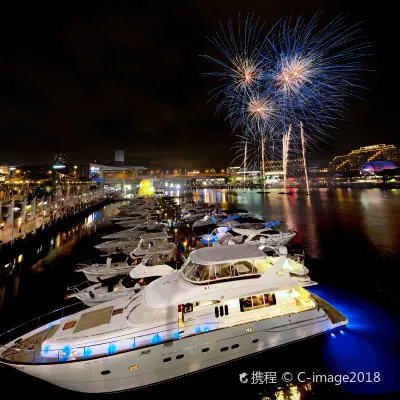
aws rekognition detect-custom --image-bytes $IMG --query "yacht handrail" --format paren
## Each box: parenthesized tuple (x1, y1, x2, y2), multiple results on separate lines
(66, 280, 94, 293)
(0, 303, 321, 365)
(0, 301, 87, 345)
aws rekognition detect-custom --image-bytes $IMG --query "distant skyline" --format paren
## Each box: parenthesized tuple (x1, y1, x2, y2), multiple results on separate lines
(0, 1, 398, 169)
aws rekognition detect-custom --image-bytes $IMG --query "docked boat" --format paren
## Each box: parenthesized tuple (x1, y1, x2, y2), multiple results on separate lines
(78, 232, 171, 281)
(110, 211, 150, 224)
(0, 244, 348, 393)
(94, 238, 141, 254)
(75, 257, 136, 282)
(114, 218, 148, 228)
(66, 244, 184, 307)
(101, 222, 166, 240)
(231, 225, 296, 246)
(192, 215, 218, 230)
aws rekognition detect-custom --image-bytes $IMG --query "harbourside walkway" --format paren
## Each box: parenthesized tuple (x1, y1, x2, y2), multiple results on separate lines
(0, 194, 117, 246)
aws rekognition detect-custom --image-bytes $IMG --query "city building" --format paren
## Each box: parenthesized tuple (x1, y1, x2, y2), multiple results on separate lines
(114, 150, 124, 166)
(54, 152, 67, 165)
(0, 164, 10, 182)
(227, 166, 261, 183)
(88, 163, 146, 181)
(329, 144, 399, 172)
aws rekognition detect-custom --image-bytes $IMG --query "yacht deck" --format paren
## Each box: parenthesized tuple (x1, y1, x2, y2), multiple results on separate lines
(2, 324, 59, 363)
(310, 293, 347, 324)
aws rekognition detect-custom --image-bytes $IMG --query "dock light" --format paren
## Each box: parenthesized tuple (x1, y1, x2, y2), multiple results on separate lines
(340, 330, 345, 335)
(331, 333, 336, 338)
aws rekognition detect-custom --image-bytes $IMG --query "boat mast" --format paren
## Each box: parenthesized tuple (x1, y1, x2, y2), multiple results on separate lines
(243, 141, 247, 191)
(300, 121, 310, 195)
(261, 132, 265, 189)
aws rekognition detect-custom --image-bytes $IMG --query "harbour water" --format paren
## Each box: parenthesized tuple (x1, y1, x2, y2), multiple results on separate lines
(0, 189, 399, 399)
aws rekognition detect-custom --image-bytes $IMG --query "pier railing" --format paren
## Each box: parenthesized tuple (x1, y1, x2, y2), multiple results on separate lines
(0, 301, 319, 365)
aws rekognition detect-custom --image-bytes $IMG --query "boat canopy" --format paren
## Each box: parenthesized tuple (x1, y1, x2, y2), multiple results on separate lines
(189, 244, 266, 266)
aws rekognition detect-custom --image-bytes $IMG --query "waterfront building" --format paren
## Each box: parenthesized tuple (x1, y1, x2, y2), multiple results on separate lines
(0, 164, 10, 182)
(88, 163, 146, 194)
(54, 152, 67, 165)
(360, 161, 398, 175)
(329, 144, 399, 172)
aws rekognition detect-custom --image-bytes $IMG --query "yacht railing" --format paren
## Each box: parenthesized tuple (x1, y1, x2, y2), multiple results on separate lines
(0, 301, 87, 347)
(66, 280, 94, 294)
(0, 301, 321, 365)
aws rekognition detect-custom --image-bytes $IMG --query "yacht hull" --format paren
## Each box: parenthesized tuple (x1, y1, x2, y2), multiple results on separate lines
(83, 268, 132, 282)
(1, 307, 347, 393)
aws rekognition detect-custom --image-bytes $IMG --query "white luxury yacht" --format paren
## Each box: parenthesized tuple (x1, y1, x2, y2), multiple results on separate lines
(66, 244, 184, 307)
(0, 244, 348, 393)
(77, 232, 171, 281)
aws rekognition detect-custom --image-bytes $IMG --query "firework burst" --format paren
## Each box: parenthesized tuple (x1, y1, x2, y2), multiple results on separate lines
(200, 13, 271, 114)
(264, 12, 370, 139)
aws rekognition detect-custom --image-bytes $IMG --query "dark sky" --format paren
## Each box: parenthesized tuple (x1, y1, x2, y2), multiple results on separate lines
(0, 1, 397, 169)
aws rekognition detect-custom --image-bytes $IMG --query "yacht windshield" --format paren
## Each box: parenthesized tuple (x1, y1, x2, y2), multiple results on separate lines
(142, 252, 173, 266)
(182, 258, 261, 283)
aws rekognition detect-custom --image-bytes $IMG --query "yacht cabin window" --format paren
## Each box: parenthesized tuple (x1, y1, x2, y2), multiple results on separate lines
(142, 252, 172, 267)
(239, 293, 276, 312)
(183, 300, 219, 313)
(182, 258, 258, 283)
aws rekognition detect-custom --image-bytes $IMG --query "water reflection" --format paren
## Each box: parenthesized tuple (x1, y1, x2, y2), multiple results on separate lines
(0, 193, 399, 398)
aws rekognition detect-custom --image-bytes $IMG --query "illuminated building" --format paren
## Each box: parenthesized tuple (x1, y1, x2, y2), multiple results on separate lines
(360, 161, 398, 175)
(54, 152, 67, 164)
(329, 144, 399, 172)
(0, 164, 10, 182)
(264, 158, 304, 173)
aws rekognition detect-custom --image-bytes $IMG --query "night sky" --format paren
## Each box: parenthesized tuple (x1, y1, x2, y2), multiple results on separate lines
(0, 1, 398, 170)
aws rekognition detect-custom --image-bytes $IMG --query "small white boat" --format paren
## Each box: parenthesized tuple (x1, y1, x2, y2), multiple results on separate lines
(78, 232, 171, 281)
(94, 238, 141, 254)
(76, 257, 135, 282)
(66, 244, 183, 307)
(192, 215, 218, 229)
(232, 225, 296, 246)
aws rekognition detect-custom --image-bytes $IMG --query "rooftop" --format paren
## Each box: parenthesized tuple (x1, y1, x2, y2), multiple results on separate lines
(190, 243, 266, 266)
